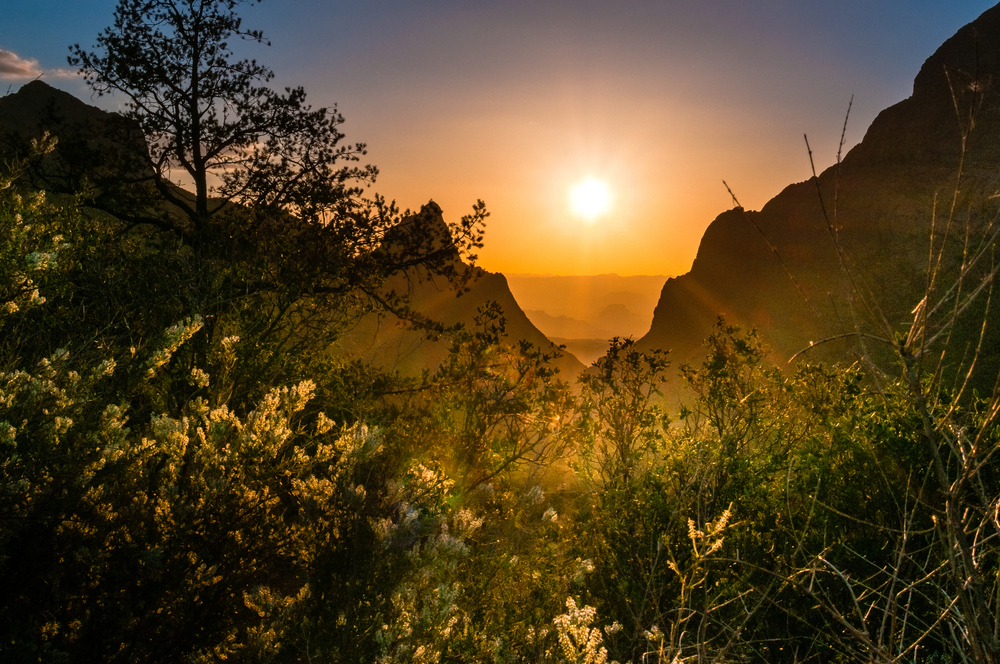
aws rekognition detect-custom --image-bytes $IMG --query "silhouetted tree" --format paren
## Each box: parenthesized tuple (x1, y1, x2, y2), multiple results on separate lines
(68, 0, 368, 238)
(67, 0, 483, 272)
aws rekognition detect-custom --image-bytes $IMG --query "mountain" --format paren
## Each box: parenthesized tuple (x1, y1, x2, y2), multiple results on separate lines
(637, 3, 1000, 390)
(0, 80, 109, 132)
(506, 274, 667, 340)
(509, 275, 668, 366)
(335, 202, 587, 379)
(0, 80, 150, 186)
(0, 82, 584, 380)
(548, 338, 614, 367)
(522, 302, 654, 365)
(523, 310, 614, 340)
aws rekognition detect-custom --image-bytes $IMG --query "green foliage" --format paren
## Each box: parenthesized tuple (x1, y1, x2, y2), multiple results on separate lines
(386, 302, 591, 662)
(0, 37, 470, 660)
(0, 282, 378, 660)
(5, 139, 1000, 661)
(5, 144, 1000, 661)
(580, 323, 785, 662)
(577, 337, 670, 487)
(2, 3, 999, 662)
(399, 300, 577, 495)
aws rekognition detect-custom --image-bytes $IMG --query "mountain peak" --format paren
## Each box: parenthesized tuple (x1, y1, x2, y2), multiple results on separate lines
(638, 5, 1000, 393)
(380, 200, 459, 264)
(911, 3, 1000, 100)
(0, 80, 117, 135)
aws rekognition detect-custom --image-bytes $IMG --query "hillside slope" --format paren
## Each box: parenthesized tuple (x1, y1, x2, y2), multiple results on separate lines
(637, 3, 1000, 388)
(0, 82, 584, 380)
(335, 202, 586, 379)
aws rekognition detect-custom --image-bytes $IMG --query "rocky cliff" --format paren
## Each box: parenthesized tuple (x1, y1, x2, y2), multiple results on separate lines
(637, 3, 1000, 389)
(336, 201, 586, 379)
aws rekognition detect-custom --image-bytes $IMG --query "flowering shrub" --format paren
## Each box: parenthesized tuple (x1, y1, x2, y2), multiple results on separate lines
(551, 598, 617, 664)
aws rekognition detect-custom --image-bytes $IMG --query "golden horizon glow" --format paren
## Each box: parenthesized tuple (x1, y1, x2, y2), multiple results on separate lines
(7, 2, 983, 278)
(569, 178, 612, 222)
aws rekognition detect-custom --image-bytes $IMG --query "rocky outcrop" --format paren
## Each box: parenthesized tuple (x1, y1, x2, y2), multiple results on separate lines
(335, 202, 587, 379)
(0, 80, 151, 187)
(637, 3, 1000, 389)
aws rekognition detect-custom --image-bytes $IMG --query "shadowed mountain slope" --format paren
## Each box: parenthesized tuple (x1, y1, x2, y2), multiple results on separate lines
(0, 80, 109, 131)
(335, 202, 586, 379)
(638, 3, 1000, 389)
(0, 82, 583, 380)
(0, 80, 150, 185)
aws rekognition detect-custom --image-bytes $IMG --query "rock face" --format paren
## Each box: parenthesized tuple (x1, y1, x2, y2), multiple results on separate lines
(0, 80, 150, 185)
(336, 202, 587, 379)
(0, 80, 112, 134)
(637, 3, 1000, 388)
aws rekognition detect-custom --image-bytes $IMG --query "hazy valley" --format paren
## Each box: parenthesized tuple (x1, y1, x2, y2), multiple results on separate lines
(507, 274, 668, 364)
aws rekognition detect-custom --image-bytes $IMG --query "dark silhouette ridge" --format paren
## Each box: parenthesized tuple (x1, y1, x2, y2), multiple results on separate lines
(0, 80, 151, 160)
(0, 80, 110, 132)
(638, 3, 1000, 392)
(0, 83, 583, 379)
(338, 201, 587, 378)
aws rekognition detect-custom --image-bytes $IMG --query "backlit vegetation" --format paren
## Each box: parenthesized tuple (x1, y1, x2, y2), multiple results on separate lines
(2, 1, 1000, 662)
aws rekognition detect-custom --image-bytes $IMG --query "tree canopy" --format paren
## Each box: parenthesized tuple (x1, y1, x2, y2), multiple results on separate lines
(69, 0, 371, 236)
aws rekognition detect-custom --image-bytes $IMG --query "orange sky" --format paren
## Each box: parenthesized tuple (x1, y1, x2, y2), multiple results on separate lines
(2, 1, 996, 276)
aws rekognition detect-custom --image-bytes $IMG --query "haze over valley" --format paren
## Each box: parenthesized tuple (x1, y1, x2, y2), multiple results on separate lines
(506, 274, 668, 364)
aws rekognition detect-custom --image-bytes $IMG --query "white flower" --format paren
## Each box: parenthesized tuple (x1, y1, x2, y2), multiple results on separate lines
(189, 367, 210, 388)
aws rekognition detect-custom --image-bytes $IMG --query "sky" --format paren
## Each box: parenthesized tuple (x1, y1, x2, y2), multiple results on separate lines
(1, 0, 997, 277)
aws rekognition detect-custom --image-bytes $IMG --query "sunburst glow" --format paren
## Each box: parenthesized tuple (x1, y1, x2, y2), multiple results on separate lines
(570, 178, 612, 221)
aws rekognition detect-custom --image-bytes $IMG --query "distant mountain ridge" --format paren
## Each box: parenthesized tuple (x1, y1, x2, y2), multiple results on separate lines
(507, 273, 667, 340)
(523, 304, 648, 341)
(636, 3, 1000, 391)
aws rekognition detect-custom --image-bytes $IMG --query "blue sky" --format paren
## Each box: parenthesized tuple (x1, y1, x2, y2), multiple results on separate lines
(1, 1, 996, 275)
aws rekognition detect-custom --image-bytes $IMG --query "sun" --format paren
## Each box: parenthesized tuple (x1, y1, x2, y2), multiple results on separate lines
(570, 178, 612, 221)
